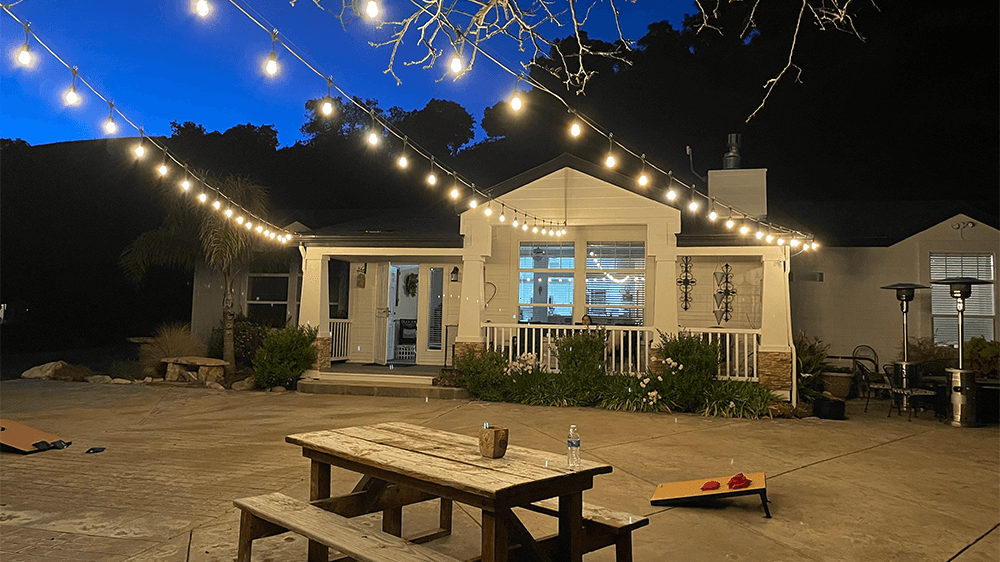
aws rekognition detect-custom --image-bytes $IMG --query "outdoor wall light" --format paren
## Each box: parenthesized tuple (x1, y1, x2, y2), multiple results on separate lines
(450, 267, 460, 283)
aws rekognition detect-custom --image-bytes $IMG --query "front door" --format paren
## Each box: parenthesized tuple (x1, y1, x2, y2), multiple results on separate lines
(373, 262, 390, 365)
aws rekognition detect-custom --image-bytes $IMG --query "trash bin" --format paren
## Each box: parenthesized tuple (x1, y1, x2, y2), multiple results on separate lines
(948, 368, 980, 427)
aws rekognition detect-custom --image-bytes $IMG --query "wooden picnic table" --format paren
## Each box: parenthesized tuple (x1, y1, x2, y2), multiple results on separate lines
(286, 422, 613, 562)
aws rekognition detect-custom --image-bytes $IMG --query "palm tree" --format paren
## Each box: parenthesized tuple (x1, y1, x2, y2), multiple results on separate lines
(122, 173, 275, 377)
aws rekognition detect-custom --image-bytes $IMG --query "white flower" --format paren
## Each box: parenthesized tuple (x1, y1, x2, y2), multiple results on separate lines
(640, 382, 646, 388)
(642, 378, 650, 385)
(678, 364, 683, 370)
(657, 376, 663, 382)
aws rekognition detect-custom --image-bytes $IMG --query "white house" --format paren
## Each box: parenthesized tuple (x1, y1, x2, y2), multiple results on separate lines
(192, 154, 802, 395)
(788, 202, 998, 366)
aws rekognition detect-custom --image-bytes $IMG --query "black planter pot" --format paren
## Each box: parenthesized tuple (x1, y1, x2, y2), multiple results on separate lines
(813, 398, 846, 420)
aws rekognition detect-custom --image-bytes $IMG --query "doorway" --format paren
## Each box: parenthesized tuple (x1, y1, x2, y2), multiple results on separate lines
(387, 264, 419, 365)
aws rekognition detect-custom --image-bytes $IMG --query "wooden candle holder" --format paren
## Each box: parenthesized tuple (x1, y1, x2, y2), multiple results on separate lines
(478, 426, 508, 458)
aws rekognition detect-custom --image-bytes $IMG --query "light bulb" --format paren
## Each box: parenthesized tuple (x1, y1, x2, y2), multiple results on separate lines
(265, 52, 278, 76)
(64, 87, 80, 106)
(225, 209, 233, 218)
(499, 212, 506, 222)
(158, 164, 168, 176)
(450, 55, 462, 73)
(367, 131, 379, 145)
(321, 99, 334, 116)
(811, 242, 818, 249)
(532, 226, 538, 233)
(256, 226, 264, 233)
(196, 0, 210, 17)
(181, 179, 191, 191)
(739, 225, 750, 235)
(198, 193, 208, 203)
(512, 218, 518, 227)
(638, 173, 648, 187)
(365, 1, 379, 18)
(725, 218, 735, 229)
(605, 155, 616, 168)
(134, 145, 145, 158)
(708, 210, 718, 221)
(570, 122, 581, 137)
(269, 232, 276, 239)
(688, 201, 699, 212)
(104, 117, 117, 134)
(469, 200, 478, 209)
(245, 221, 253, 229)
(541, 227, 547, 235)
(549, 229, 555, 237)
(511, 94, 522, 111)
(484, 207, 492, 216)
(213, 200, 222, 210)
(755, 230, 764, 239)
(790, 239, 800, 247)
(236, 216, 245, 224)
(427, 172, 437, 185)
(264, 230, 270, 236)
(765, 234, 774, 243)
(17, 44, 31, 66)
(450, 188, 459, 199)
(666, 190, 677, 201)
(777, 238, 785, 246)
(398, 155, 408, 168)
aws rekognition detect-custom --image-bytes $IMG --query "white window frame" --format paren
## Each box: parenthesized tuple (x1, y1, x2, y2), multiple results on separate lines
(585, 241, 646, 325)
(930, 253, 995, 344)
(517, 242, 575, 324)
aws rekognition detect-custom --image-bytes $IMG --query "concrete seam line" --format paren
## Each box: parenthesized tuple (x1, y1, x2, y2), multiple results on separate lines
(769, 429, 936, 479)
(944, 522, 1000, 562)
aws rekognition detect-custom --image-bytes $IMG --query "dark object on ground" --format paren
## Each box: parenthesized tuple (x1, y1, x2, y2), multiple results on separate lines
(85, 447, 106, 454)
(813, 398, 847, 420)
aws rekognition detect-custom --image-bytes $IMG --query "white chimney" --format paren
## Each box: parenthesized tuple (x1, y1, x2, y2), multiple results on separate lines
(708, 134, 767, 218)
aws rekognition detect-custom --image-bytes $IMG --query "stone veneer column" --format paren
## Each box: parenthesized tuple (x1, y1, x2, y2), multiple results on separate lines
(757, 350, 792, 392)
(311, 336, 332, 370)
(454, 341, 486, 361)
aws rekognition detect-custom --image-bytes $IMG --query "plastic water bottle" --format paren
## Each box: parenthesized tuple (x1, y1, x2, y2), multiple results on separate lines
(567, 425, 581, 470)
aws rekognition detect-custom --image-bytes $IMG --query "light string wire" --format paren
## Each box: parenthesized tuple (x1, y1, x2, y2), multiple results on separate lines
(224, 0, 569, 234)
(407, 2, 816, 244)
(1, 5, 292, 243)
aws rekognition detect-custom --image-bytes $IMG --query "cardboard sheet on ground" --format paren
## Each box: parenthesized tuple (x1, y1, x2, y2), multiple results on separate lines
(651, 471, 771, 517)
(0, 419, 71, 454)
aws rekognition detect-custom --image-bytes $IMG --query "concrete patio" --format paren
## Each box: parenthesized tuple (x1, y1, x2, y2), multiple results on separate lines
(1, 379, 997, 562)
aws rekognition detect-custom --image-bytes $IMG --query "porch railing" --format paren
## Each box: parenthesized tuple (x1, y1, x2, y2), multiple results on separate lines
(328, 319, 351, 361)
(681, 327, 760, 381)
(482, 323, 655, 374)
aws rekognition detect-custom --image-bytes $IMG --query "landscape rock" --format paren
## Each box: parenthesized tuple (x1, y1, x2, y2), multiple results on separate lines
(206, 382, 225, 390)
(87, 375, 113, 384)
(768, 402, 796, 418)
(21, 361, 94, 382)
(143, 377, 153, 383)
(111, 378, 133, 385)
(231, 378, 255, 391)
(270, 386, 287, 393)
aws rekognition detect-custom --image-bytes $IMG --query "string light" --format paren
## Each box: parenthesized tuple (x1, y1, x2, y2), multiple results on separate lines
(198, 193, 208, 203)
(103, 103, 117, 135)
(16, 24, 31, 66)
(570, 121, 582, 138)
(604, 134, 617, 168)
(739, 224, 750, 235)
(133, 139, 145, 158)
(666, 189, 677, 201)
(777, 237, 785, 246)
(196, 0, 211, 18)
(213, 200, 222, 210)
(469, 199, 478, 209)
(638, 155, 649, 187)
(364, 1, 379, 19)
(181, 178, 192, 191)
(397, 137, 409, 168)
(484, 202, 492, 216)
(449, 52, 463, 73)
(498, 205, 505, 222)
(264, 30, 279, 76)
(522, 223, 528, 231)
(687, 199, 699, 212)
(427, 157, 437, 185)
(321, 77, 335, 116)
(708, 200, 718, 221)
(725, 216, 735, 229)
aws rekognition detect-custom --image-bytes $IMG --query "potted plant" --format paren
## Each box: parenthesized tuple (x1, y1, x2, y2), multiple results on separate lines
(820, 365, 854, 400)
(794, 333, 845, 419)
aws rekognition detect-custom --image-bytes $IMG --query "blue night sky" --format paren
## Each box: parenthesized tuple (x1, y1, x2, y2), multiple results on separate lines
(1, 1, 690, 148)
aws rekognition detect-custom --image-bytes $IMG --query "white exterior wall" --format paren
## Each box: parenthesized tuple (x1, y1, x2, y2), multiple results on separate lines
(790, 213, 999, 364)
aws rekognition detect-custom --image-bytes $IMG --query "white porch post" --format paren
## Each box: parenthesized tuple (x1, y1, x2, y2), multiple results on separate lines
(758, 246, 794, 398)
(652, 254, 680, 333)
(298, 247, 330, 330)
(455, 256, 486, 346)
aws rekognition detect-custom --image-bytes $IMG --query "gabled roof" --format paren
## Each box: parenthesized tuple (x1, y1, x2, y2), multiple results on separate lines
(767, 200, 999, 247)
(286, 205, 463, 248)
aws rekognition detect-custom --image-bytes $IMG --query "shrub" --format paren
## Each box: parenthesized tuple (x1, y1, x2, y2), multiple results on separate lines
(109, 360, 142, 381)
(965, 337, 999, 377)
(454, 349, 509, 402)
(655, 331, 720, 379)
(208, 316, 271, 370)
(253, 325, 318, 389)
(595, 372, 671, 413)
(700, 380, 780, 419)
(140, 323, 207, 377)
(794, 332, 828, 402)
(896, 336, 957, 363)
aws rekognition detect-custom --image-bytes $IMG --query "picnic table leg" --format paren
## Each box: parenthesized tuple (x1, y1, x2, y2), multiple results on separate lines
(481, 508, 509, 562)
(439, 498, 453, 535)
(383, 505, 403, 536)
(308, 460, 331, 562)
(558, 493, 584, 562)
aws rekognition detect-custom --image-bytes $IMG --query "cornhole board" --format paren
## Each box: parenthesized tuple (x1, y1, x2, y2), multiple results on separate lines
(650, 471, 770, 518)
(0, 419, 70, 454)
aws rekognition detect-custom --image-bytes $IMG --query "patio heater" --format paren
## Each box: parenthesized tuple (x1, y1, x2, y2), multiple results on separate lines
(880, 283, 929, 411)
(930, 276, 993, 427)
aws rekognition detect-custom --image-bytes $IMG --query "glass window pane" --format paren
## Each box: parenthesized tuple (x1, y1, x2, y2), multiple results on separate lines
(248, 276, 288, 302)
(428, 268, 443, 350)
(518, 306, 573, 324)
(933, 317, 994, 346)
(586, 307, 644, 325)
(585, 273, 645, 306)
(518, 273, 573, 305)
(519, 243, 574, 269)
(247, 303, 287, 327)
(586, 242, 645, 270)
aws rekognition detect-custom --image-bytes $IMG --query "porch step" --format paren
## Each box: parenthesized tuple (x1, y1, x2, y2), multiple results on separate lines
(310, 372, 436, 385)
